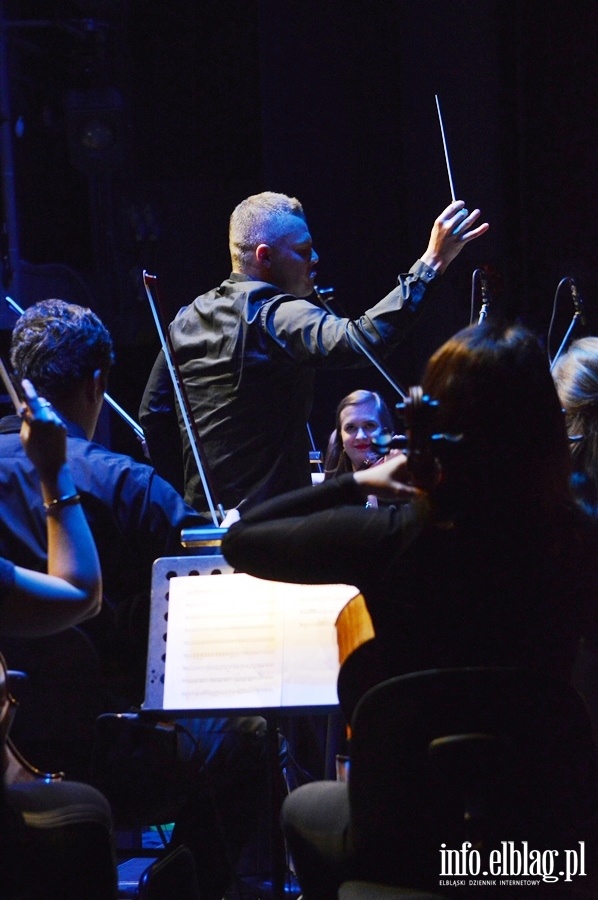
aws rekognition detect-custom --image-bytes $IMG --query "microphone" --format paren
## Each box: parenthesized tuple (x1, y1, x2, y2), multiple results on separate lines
(314, 285, 335, 304)
(570, 278, 586, 326)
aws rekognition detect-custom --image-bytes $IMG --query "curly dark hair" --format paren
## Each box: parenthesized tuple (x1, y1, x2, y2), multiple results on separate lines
(10, 299, 114, 403)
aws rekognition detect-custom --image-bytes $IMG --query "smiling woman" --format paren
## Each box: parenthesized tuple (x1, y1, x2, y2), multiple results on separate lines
(323, 389, 394, 479)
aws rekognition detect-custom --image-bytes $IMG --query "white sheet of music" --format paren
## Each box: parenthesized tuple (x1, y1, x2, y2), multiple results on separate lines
(162, 573, 358, 710)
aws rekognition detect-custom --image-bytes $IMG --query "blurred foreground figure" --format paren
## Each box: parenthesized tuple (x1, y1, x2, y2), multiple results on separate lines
(223, 322, 598, 899)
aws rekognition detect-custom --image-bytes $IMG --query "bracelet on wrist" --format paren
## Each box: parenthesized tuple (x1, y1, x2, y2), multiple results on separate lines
(44, 492, 81, 514)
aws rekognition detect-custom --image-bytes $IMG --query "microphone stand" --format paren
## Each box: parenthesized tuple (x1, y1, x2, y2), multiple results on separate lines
(477, 270, 490, 324)
(549, 311, 584, 373)
(549, 278, 585, 373)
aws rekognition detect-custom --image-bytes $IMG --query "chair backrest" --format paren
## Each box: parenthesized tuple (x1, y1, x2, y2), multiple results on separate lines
(348, 667, 598, 887)
(0, 627, 102, 780)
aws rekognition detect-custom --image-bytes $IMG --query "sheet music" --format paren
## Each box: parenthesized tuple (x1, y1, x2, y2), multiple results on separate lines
(162, 573, 358, 710)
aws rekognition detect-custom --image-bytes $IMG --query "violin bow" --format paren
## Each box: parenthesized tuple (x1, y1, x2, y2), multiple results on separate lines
(315, 287, 408, 402)
(142, 271, 224, 526)
(0, 357, 21, 412)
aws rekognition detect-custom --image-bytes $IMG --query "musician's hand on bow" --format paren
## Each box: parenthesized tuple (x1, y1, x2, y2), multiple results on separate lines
(19, 379, 68, 480)
(138, 435, 151, 460)
(353, 452, 422, 502)
(421, 200, 489, 274)
(221, 507, 240, 527)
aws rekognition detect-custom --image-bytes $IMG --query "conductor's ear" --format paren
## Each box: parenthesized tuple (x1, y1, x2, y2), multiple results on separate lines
(256, 243, 271, 265)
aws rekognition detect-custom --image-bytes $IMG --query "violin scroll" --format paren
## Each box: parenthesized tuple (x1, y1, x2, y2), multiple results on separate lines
(370, 385, 462, 491)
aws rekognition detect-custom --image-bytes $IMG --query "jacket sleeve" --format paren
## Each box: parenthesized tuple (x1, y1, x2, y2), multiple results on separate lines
(260, 259, 438, 365)
(221, 474, 422, 588)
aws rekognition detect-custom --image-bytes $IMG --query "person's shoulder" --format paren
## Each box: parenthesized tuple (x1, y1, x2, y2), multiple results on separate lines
(261, 291, 323, 315)
(69, 437, 152, 479)
(201, 278, 292, 322)
(173, 279, 274, 321)
(224, 278, 285, 306)
(71, 439, 195, 507)
(190, 277, 278, 302)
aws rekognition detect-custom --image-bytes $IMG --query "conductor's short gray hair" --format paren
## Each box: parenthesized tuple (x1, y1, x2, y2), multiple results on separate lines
(229, 191, 305, 268)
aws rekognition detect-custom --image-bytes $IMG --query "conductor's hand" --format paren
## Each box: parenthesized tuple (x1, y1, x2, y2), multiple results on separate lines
(19, 379, 68, 480)
(421, 200, 489, 274)
(353, 452, 423, 503)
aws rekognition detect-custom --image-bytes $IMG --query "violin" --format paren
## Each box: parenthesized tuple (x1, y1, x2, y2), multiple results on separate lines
(396, 385, 443, 491)
(370, 385, 462, 490)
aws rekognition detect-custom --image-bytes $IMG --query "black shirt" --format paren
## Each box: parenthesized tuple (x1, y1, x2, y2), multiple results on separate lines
(140, 261, 437, 511)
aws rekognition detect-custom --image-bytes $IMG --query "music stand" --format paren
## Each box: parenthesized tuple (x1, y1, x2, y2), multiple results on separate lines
(142, 555, 357, 899)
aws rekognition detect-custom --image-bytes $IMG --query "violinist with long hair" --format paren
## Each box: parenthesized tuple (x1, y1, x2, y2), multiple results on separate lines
(222, 322, 598, 899)
(323, 390, 394, 479)
(224, 323, 595, 702)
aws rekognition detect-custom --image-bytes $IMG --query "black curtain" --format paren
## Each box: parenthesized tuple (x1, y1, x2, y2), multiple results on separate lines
(3, 0, 597, 452)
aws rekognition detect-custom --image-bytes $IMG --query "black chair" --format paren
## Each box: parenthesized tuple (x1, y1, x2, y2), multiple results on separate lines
(2, 778, 117, 899)
(1, 648, 117, 899)
(343, 667, 598, 892)
(1, 627, 102, 780)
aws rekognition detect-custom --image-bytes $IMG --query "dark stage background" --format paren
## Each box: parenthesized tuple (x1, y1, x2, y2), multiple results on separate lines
(1, 0, 597, 459)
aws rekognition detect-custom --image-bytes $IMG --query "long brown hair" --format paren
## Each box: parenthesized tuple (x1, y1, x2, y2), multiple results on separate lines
(422, 323, 572, 518)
